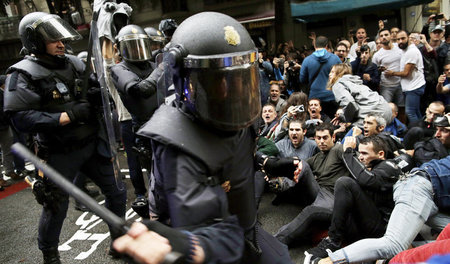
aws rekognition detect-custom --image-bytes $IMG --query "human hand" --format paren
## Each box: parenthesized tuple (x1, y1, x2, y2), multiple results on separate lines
(378, 20, 384, 30)
(362, 73, 371, 81)
(438, 74, 446, 84)
(293, 160, 302, 183)
(67, 100, 91, 123)
(287, 105, 297, 118)
(308, 32, 316, 40)
(318, 257, 333, 264)
(343, 136, 357, 150)
(419, 34, 427, 44)
(352, 126, 362, 136)
(113, 222, 172, 264)
(384, 70, 394, 77)
(331, 116, 341, 126)
(427, 14, 436, 24)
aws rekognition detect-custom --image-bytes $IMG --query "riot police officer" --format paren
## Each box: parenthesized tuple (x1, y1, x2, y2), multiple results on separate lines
(144, 26, 166, 61)
(114, 12, 293, 263)
(158, 18, 177, 42)
(4, 12, 126, 264)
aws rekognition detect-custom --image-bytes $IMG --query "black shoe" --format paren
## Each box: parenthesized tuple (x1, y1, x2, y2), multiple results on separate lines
(42, 247, 61, 264)
(306, 237, 341, 259)
(75, 201, 90, 212)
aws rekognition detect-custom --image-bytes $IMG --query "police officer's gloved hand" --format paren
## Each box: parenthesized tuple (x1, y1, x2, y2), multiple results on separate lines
(264, 157, 297, 179)
(142, 220, 194, 262)
(67, 100, 91, 123)
(128, 79, 156, 99)
(86, 87, 103, 106)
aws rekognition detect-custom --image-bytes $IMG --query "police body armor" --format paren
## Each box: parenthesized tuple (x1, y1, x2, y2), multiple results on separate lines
(5, 55, 97, 147)
(138, 104, 257, 231)
(112, 60, 159, 125)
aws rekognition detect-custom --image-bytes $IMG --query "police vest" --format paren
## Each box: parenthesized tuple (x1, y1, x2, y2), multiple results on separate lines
(138, 104, 257, 230)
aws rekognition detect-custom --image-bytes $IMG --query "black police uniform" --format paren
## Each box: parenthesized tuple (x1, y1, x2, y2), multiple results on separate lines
(138, 104, 293, 264)
(4, 54, 127, 252)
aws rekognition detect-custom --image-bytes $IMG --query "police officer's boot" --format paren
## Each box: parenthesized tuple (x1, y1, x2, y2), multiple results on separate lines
(42, 247, 61, 264)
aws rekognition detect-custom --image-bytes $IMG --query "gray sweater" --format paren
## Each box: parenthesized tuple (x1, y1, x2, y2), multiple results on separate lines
(332, 74, 392, 127)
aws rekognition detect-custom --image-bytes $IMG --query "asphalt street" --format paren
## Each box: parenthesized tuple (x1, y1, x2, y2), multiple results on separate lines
(0, 149, 311, 264)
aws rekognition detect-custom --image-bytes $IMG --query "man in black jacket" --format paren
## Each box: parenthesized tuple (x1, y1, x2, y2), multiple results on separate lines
(306, 135, 401, 260)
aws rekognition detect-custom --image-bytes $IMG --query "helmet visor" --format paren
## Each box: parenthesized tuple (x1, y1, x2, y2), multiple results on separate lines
(184, 58, 261, 131)
(119, 35, 152, 61)
(34, 15, 82, 42)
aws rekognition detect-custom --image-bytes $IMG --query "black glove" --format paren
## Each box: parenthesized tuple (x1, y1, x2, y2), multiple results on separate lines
(128, 79, 156, 99)
(86, 86, 103, 106)
(142, 220, 192, 261)
(264, 157, 297, 179)
(67, 100, 91, 123)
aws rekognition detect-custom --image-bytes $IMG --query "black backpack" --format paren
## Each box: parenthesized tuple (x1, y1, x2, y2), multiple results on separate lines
(413, 138, 448, 166)
(422, 50, 440, 84)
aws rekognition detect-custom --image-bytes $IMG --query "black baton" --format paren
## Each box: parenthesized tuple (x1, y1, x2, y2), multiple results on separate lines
(12, 143, 183, 264)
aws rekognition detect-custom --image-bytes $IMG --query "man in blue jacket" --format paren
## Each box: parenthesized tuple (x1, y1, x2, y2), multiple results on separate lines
(300, 35, 341, 118)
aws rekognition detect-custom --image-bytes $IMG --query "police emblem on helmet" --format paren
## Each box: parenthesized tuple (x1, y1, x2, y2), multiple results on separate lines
(224, 26, 240, 46)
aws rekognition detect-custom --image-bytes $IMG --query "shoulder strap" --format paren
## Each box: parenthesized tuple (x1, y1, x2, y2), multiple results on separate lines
(309, 62, 326, 88)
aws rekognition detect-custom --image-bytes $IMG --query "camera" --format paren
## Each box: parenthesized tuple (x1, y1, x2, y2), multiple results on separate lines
(434, 14, 444, 20)
(294, 105, 305, 113)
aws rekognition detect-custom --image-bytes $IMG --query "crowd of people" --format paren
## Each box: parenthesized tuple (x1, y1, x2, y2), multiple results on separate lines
(0, 3, 449, 264)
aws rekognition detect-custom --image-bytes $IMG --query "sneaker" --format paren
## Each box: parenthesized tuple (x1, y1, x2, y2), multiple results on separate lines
(306, 237, 341, 259)
(6, 172, 24, 180)
(42, 247, 61, 264)
(0, 178, 11, 187)
(74, 201, 90, 212)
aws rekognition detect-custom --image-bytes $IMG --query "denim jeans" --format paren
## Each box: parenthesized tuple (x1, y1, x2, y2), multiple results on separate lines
(329, 175, 450, 263)
(404, 85, 425, 124)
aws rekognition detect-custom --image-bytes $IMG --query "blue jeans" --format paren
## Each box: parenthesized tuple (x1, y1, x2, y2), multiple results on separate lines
(404, 85, 425, 124)
(329, 175, 450, 263)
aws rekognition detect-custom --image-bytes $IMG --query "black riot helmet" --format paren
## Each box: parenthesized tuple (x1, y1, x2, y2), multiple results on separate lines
(18, 12, 82, 55)
(116, 24, 152, 62)
(144, 26, 166, 50)
(158, 18, 178, 40)
(167, 12, 261, 131)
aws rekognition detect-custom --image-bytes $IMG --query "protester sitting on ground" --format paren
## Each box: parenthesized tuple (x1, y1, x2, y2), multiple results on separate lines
(317, 154, 450, 264)
(403, 101, 445, 150)
(332, 108, 351, 144)
(304, 98, 331, 139)
(327, 63, 392, 128)
(409, 113, 450, 166)
(385, 102, 408, 138)
(269, 119, 319, 201)
(268, 81, 287, 115)
(259, 104, 279, 141)
(272, 123, 349, 245)
(350, 44, 380, 91)
(274, 92, 308, 141)
(306, 135, 402, 260)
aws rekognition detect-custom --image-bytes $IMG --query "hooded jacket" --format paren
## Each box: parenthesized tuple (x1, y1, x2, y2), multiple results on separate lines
(300, 49, 341, 101)
(332, 74, 392, 127)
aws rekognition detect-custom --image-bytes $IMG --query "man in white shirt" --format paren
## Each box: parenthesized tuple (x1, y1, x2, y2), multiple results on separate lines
(385, 30, 426, 123)
(349, 28, 376, 61)
(372, 28, 404, 116)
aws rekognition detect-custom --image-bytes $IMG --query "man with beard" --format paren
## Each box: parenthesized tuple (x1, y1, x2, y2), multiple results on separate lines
(385, 30, 426, 123)
(274, 123, 349, 245)
(372, 29, 404, 116)
(268, 82, 287, 115)
(334, 43, 350, 64)
(271, 119, 319, 203)
(350, 44, 380, 91)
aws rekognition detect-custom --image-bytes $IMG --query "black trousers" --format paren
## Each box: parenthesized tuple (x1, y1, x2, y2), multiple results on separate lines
(328, 177, 387, 244)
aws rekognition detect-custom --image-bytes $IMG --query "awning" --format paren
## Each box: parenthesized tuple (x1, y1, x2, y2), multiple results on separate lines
(238, 10, 275, 24)
(291, 0, 434, 22)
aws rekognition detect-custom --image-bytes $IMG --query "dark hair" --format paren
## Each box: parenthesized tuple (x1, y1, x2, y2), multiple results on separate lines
(360, 44, 371, 53)
(359, 135, 388, 155)
(315, 36, 328, 48)
(378, 28, 390, 35)
(308, 98, 321, 105)
(281, 92, 308, 122)
(315, 122, 334, 136)
(336, 43, 348, 51)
